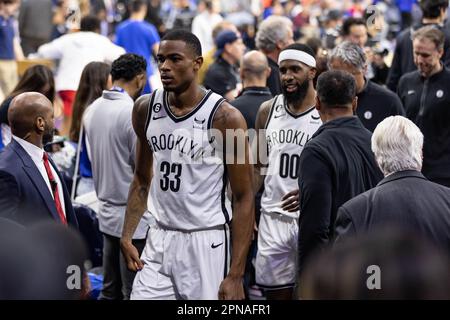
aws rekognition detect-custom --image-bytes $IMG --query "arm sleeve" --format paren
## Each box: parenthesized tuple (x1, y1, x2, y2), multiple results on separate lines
(37, 37, 64, 59)
(115, 28, 124, 47)
(146, 24, 160, 48)
(0, 170, 20, 221)
(396, 76, 406, 108)
(298, 146, 333, 275)
(125, 113, 137, 171)
(333, 206, 356, 244)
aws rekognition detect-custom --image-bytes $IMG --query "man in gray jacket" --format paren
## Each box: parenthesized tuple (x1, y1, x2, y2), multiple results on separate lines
(83, 53, 149, 300)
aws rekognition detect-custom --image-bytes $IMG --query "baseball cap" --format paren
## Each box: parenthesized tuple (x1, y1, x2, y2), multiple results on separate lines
(328, 10, 342, 21)
(214, 30, 239, 57)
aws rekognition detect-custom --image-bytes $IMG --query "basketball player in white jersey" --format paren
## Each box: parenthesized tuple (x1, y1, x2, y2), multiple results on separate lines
(120, 30, 254, 300)
(254, 43, 322, 299)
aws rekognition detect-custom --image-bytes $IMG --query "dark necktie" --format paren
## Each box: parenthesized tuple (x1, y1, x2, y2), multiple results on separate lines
(42, 152, 67, 225)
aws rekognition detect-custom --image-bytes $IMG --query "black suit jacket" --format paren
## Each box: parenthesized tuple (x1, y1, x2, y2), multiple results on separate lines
(335, 170, 450, 252)
(0, 139, 78, 227)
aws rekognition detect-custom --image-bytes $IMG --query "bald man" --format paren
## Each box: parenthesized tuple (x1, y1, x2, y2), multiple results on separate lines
(231, 50, 272, 131)
(0, 92, 78, 227)
(231, 50, 272, 298)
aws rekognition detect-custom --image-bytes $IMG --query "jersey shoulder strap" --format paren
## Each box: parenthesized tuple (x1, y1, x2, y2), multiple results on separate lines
(144, 89, 159, 134)
(205, 91, 226, 130)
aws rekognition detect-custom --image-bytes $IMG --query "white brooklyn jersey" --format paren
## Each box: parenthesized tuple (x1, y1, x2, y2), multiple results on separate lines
(145, 89, 232, 230)
(261, 94, 322, 218)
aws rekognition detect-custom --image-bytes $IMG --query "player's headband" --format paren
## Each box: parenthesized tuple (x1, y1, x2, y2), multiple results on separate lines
(278, 49, 316, 68)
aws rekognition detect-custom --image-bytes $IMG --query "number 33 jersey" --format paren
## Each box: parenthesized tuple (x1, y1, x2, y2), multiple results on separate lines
(261, 95, 322, 218)
(145, 89, 232, 230)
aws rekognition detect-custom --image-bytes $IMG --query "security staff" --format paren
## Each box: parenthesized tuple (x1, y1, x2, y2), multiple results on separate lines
(328, 41, 404, 132)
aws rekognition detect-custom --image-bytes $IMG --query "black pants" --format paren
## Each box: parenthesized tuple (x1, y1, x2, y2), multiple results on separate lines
(99, 233, 146, 300)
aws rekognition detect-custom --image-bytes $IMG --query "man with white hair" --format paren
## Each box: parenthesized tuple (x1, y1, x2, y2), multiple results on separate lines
(255, 16, 294, 96)
(335, 116, 450, 252)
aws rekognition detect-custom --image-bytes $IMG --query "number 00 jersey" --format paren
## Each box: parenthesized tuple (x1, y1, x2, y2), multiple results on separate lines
(261, 95, 322, 218)
(145, 89, 232, 231)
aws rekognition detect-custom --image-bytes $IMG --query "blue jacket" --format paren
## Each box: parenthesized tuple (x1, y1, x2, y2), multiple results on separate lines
(0, 139, 78, 228)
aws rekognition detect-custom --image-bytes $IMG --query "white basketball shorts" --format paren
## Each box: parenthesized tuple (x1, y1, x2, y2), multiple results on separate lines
(131, 221, 230, 300)
(255, 211, 298, 290)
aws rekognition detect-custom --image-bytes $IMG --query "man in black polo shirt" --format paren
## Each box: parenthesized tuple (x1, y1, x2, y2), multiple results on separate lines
(231, 50, 272, 130)
(297, 70, 383, 276)
(203, 30, 245, 101)
(231, 50, 272, 299)
(328, 41, 404, 132)
(398, 26, 450, 187)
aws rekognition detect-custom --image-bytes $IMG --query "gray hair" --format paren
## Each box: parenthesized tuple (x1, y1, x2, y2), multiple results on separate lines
(328, 41, 366, 70)
(371, 116, 423, 176)
(255, 16, 293, 53)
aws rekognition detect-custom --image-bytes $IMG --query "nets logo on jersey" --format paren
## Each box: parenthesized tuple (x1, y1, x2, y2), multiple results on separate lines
(273, 103, 286, 119)
(310, 114, 321, 124)
(193, 117, 206, 129)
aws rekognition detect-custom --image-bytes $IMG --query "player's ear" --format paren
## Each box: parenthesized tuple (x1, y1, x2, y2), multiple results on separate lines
(266, 66, 271, 79)
(352, 96, 358, 113)
(36, 116, 45, 134)
(193, 56, 203, 71)
(315, 96, 321, 111)
(309, 67, 317, 81)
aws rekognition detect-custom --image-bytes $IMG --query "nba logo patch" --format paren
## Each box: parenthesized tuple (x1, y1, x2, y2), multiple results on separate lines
(153, 103, 162, 113)
(364, 111, 372, 120)
(436, 90, 444, 98)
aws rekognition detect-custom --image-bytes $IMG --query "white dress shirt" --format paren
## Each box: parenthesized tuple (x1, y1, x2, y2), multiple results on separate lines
(13, 135, 66, 218)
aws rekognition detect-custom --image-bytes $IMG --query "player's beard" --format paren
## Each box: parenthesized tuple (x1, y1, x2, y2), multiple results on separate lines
(282, 80, 310, 105)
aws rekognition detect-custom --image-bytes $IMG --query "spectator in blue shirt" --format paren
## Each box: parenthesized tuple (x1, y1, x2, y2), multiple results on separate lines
(115, 0, 160, 94)
(0, 0, 23, 101)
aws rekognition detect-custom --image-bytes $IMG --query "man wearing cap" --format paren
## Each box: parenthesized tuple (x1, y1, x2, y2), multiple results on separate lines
(203, 30, 246, 101)
(253, 43, 322, 299)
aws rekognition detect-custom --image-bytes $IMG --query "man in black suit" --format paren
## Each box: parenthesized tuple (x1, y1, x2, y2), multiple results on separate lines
(297, 70, 383, 275)
(0, 92, 78, 227)
(335, 116, 450, 252)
